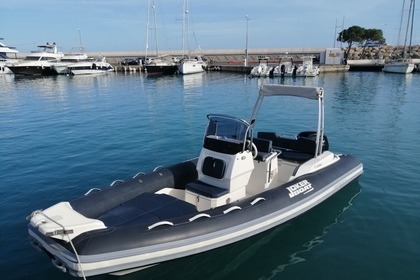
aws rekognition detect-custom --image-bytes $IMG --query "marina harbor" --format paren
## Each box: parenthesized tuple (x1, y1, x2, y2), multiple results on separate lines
(66, 45, 420, 73)
(5, 45, 420, 75)
(3, 70, 419, 280)
(2, 1, 419, 279)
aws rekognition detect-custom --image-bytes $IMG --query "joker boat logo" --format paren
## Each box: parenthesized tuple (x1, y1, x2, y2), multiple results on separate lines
(287, 180, 314, 198)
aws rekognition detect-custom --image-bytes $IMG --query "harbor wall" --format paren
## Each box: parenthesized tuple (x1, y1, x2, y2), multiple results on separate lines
(14, 46, 420, 72)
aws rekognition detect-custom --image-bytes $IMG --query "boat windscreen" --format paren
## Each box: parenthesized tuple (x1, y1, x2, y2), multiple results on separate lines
(205, 114, 250, 141)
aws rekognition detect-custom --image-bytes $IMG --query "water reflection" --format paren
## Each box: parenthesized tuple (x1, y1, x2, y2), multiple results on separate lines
(258, 182, 361, 280)
(182, 72, 204, 90)
(0, 73, 14, 83)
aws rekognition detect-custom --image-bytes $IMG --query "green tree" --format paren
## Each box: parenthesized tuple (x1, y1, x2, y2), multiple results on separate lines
(338, 25, 386, 60)
(364, 29, 386, 45)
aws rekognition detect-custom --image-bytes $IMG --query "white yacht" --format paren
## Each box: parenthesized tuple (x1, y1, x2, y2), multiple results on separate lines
(7, 43, 64, 76)
(52, 47, 89, 75)
(0, 40, 19, 74)
(68, 57, 114, 75)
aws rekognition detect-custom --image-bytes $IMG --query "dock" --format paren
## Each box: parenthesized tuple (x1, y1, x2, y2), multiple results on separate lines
(17, 46, 419, 73)
(83, 48, 349, 73)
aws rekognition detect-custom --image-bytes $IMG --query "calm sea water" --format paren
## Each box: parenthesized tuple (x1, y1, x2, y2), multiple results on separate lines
(1, 71, 419, 280)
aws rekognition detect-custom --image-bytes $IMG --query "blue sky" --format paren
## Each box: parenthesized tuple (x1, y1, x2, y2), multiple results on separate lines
(1, 0, 418, 53)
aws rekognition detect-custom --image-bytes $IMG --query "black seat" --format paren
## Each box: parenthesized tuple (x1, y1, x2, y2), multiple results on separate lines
(253, 138, 273, 161)
(257, 131, 329, 155)
(186, 181, 228, 198)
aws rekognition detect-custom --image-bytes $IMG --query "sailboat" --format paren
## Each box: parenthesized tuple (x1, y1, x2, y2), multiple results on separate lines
(383, 0, 415, 74)
(177, 0, 207, 75)
(144, 0, 178, 76)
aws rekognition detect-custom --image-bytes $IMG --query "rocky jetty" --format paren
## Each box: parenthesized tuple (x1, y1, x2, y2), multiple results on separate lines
(346, 45, 420, 62)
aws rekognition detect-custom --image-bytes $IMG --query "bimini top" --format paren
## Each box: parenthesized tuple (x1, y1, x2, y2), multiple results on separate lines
(250, 84, 325, 122)
(259, 84, 323, 100)
(250, 84, 325, 157)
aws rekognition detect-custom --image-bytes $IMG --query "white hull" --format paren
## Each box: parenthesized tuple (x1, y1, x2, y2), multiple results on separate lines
(0, 41, 19, 74)
(178, 59, 206, 75)
(69, 60, 114, 75)
(347, 59, 385, 66)
(385, 0, 416, 74)
(71, 69, 114, 75)
(383, 61, 415, 73)
(249, 65, 273, 77)
(271, 56, 319, 78)
(52, 63, 70, 75)
(0, 63, 14, 74)
(53, 51, 91, 75)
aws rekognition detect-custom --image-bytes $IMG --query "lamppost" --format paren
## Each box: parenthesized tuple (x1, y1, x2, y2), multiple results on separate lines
(245, 15, 250, 67)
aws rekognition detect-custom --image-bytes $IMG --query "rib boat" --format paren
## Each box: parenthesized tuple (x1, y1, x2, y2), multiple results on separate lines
(27, 85, 363, 278)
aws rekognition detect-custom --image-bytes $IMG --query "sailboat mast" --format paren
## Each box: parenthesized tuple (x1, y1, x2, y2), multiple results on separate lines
(397, 0, 406, 47)
(186, 0, 191, 58)
(181, 0, 189, 58)
(152, 0, 159, 57)
(145, 0, 151, 60)
(403, 0, 411, 52)
(408, 0, 415, 56)
(403, 0, 415, 58)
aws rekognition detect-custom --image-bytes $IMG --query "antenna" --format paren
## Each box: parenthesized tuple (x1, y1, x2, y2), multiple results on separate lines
(78, 28, 83, 47)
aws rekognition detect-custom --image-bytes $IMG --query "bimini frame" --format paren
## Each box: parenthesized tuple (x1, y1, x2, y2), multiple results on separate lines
(249, 84, 325, 157)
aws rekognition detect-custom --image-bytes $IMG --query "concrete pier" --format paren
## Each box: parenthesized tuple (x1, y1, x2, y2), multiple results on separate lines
(87, 47, 347, 73)
(14, 47, 352, 73)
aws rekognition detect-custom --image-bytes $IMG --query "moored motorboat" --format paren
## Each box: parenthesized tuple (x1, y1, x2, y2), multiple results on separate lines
(300, 56, 320, 77)
(249, 56, 273, 77)
(52, 47, 89, 75)
(0, 40, 19, 74)
(7, 43, 63, 76)
(68, 57, 114, 75)
(272, 56, 319, 77)
(27, 85, 363, 278)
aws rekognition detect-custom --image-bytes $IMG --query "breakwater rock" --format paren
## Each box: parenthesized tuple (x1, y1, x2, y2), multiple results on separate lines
(346, 45, 420, 61)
